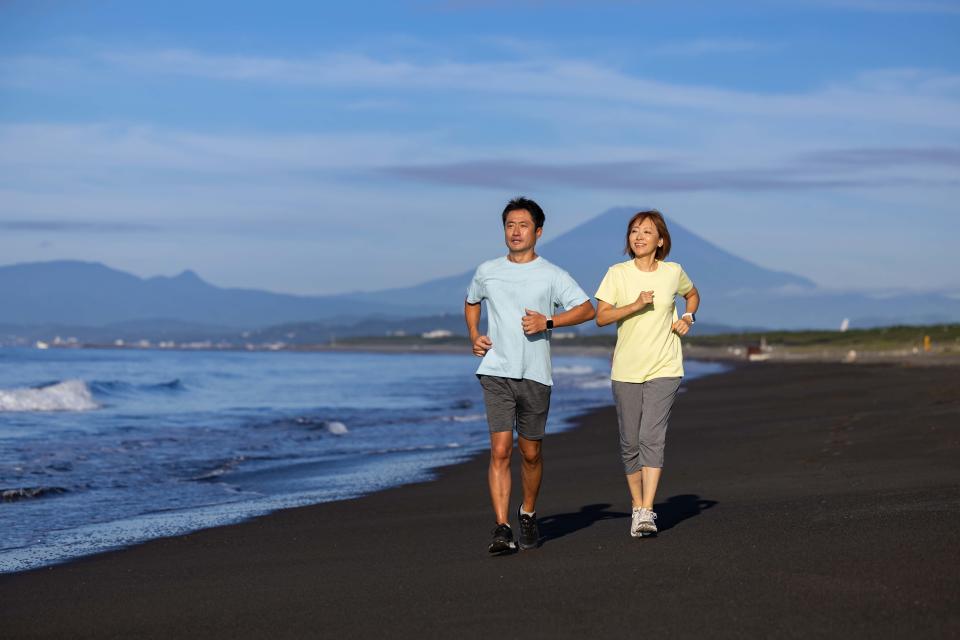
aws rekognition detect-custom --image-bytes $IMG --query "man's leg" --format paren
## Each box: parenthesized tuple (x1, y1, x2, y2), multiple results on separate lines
(489, 431, 514, 525)
(517, 436, 542, 513)
(514, 379, 550, 549)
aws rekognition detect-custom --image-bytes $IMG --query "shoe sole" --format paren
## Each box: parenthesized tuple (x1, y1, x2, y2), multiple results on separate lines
(518, 538, 540, 550)
(488, 540, 518, 555)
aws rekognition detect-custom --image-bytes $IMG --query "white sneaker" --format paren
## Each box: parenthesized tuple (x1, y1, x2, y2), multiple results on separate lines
(636, 509, 658, 536)
(630, 507, 644, 538)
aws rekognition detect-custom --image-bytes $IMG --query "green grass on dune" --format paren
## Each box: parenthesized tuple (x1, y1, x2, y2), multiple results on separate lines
(684, 324, 960, 351)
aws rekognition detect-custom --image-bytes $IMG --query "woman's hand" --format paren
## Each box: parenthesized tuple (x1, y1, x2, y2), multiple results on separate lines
(633, 290, 654, 311)
(672, 318, 692, 336)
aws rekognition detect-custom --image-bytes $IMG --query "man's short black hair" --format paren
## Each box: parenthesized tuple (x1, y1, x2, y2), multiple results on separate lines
(501, 197, 545, 229)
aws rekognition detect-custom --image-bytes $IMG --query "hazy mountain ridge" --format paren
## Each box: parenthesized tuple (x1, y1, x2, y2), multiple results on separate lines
(1, 208, 957, 332)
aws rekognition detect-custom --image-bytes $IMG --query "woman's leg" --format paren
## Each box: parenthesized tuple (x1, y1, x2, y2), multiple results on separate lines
(626, 470, 644, 509)
(613, 381, 645, 508)
(636, 377, 682, 509)
(640, 466, 662, 509)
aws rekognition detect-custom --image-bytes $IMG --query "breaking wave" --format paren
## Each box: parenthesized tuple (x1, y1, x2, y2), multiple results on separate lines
(0, 380, 99, 412)
(1, 486, 69, 502)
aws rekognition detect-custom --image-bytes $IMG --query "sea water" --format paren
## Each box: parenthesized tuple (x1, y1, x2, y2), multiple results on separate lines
(0, 347, 725, 572)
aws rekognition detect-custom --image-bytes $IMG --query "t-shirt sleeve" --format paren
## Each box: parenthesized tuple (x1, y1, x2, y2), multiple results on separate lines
(594, 268, 620, 306)
(465, 267, 484, 304)
(677, 266, 694, 296)
(553, 269, 589, 310)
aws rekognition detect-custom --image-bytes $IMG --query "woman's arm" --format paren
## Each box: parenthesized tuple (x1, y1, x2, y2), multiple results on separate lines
(671, 287, 700, 336)
(595, 291, 654, 327)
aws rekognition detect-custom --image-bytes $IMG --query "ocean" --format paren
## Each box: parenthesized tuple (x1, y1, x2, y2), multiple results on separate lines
(0, 347, 725, 572)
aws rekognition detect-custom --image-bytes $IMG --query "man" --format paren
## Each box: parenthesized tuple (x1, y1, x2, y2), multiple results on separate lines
(465, 197, 596, 555)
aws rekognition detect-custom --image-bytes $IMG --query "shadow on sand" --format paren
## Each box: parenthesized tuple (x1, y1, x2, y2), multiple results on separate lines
(539, 494, 717, 544)
(653, 494, 717, 533)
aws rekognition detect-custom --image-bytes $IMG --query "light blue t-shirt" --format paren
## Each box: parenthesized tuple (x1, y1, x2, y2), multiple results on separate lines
(466, 256, 589, 386)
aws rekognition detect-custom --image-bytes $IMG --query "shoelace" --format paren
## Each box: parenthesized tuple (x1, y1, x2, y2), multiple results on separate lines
(519, 513, 537, 536)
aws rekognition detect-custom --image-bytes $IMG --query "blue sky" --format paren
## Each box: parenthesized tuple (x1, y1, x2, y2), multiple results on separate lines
(1, 0, 958, 295)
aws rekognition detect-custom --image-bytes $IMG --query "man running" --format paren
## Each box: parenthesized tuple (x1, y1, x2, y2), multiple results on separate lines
(464, 197, 596, 554)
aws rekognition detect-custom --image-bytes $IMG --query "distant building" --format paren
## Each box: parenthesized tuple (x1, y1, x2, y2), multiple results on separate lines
(422, 329, 453, 339)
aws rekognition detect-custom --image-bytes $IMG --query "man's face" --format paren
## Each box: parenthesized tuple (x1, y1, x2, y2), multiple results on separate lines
(503, 209, 542, 252)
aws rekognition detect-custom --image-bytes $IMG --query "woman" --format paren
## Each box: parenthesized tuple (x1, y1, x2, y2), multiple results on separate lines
(595, 210, 700, 537)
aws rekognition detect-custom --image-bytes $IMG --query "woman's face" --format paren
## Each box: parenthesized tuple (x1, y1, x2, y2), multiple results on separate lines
(629, 217, 661, 258)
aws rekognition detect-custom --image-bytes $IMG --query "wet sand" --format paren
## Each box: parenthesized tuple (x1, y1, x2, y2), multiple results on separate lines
(2, 362, 958, 639)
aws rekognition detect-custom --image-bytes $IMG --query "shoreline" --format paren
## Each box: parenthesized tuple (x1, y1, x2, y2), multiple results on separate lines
(1, 361, 958, 637)
(13, 340, 960, 366)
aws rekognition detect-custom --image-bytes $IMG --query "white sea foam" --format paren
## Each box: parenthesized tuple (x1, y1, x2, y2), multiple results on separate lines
(0, 380, 99, 412)
(576, 379, 612, 389)
(553, 365, 594, 375)
(449, 413, 485, 423)
(323, 421, 349, 435)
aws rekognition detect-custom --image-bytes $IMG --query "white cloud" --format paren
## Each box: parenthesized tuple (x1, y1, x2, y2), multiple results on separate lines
(651, 38, 772, 57)
(812, 0, 960, 14)
(78, 49, 957, 128)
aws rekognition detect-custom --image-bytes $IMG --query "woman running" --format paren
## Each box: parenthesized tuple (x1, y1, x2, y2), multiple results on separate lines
(595, 210, 700, 537)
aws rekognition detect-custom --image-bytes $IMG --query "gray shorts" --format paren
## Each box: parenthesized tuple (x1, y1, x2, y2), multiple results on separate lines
(478, 375, 552, 441)
(612, 377, 682, 473)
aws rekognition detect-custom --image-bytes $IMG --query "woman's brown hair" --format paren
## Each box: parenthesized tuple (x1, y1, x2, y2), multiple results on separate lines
(624, 210, 671, 260)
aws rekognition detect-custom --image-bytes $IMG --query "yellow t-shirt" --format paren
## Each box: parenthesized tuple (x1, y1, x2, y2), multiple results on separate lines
(594, 260, 694, 383)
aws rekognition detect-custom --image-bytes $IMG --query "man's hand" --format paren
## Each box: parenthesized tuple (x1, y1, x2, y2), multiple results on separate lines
(672, 318, 692, 336)
(634, 290, 655, 311)
(472, 334, 493, 357)
(522, 308, 548, 335)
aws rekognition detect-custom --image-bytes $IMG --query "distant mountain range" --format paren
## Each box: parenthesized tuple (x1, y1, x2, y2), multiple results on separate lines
(1, 207, 957, 337)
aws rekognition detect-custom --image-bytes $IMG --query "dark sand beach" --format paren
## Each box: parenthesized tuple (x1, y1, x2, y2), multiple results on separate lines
(2, 362, 958, 639)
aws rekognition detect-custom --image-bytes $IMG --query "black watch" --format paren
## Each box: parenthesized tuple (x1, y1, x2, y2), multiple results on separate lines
(546, 318, 554, 330)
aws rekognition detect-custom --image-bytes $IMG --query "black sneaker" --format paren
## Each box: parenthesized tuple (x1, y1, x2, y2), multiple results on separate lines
(488, 523, 517, 555)
(517, 506, 540, 550)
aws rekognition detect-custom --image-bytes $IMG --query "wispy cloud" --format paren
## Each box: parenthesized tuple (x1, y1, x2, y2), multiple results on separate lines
(652, 38, 772, 57)
(381, 153, 960, 192)
(799, 147, 960, 169)
(7, 48, 942, 129)
(432, 0, 960, 12)
(813, 0, 960, 14)
(0, 220, 159, 232)
(428, 0, 960, 13)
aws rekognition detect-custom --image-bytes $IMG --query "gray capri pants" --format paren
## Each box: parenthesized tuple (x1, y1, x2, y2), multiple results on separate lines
(612, 377, 682, 473)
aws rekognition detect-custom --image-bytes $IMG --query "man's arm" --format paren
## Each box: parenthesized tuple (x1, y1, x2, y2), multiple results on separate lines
(522, 300, 595, 335)
(464, 300, 492, 356)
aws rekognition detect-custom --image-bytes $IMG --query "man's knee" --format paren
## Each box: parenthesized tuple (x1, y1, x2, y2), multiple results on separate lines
(490, 441, 512, 464)
(518, 439, 542, 466)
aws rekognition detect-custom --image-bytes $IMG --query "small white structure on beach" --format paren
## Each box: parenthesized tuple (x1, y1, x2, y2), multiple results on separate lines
(422, 329, 453, 339)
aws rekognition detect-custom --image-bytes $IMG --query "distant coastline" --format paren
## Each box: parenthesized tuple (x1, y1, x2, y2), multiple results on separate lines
(17, 323, 960, 366)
